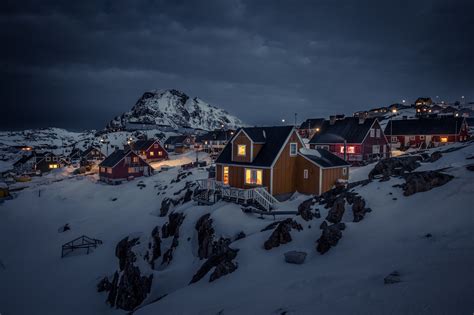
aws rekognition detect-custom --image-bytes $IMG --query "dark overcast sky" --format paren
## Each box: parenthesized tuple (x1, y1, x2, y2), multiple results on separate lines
(1, 0, 473, 130)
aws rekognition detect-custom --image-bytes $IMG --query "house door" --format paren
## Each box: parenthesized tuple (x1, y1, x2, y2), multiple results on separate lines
(223, 166, 229, 185)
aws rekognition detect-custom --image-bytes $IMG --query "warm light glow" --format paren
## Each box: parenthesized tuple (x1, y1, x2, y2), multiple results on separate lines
(392, 109, 397, 113)
(48, 164, 59, 169)
(417, 109, 420, 112)
(150, 151, 154, 156)
(315, 127, 320, 132)
(158, 151, 163, 156)
(440, 137, 448, 143)
(223, 166, 229, 185)
(339, 146, 355, 154)
(237, 145, 246, 156)
(245, 169, 262, 185)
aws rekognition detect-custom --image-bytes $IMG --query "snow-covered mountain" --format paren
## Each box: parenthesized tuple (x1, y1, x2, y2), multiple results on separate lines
(107, 89, 243, 131)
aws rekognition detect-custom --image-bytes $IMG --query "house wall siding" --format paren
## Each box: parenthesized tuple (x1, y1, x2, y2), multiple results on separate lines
(271, 131, 302, 195)
(321, 167, 348, 193)
(99, 152, 151, 181)
(295, 155, 320, 195)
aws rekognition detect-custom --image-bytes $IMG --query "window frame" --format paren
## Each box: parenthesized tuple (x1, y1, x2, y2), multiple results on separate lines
(237, 144, 246, 156)
(370, 129, 375, 137)
(245, 168, 263, 186)
(391, 136, 398, 143)
(223, 166, 229, 185)
(342, 167, 347, 176)
(303, 169, 309, 179)
(289, 142, 297, 156)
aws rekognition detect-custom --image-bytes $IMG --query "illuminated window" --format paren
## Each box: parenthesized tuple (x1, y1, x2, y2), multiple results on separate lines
(223, 166, 229, 185)
(107, 168, 112, 174)
(440, 137, 448, 143)
(128, 167, 137, 173)
(245, 169, 262, 185)
(237, 145, 246, 156)
(204, 141, 208, 145)
(290, 143, 297, 156)
(391, 136, 398, 143)
(339, 146, 355, 154)
(150, 151, 154, 156)
(158, 151, 163, 156)
(303, 169, 309, 179)
(132, 156, 139, 163)
(100, 167, 105, 172)
(48, 164, 59, 169)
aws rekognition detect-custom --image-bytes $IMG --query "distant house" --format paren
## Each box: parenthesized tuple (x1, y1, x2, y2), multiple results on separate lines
(415, 97, 433, 106)
(99, 150, 153, 184)
(14, 151, 63, 173)
(298, 118, 325, 139)
(213, 126, 349, 200)
(195, 130, 234, 153)
(68, 148, 83, 162)
(81, 146, 105, 162)
(384, 117, 469, 149)
(308, 116, 389, 163)
(164, 135, 194, 153)
(131, 139, 168, 162)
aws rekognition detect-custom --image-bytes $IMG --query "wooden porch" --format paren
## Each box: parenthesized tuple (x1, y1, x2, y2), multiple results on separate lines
(193, 179, 279, 211)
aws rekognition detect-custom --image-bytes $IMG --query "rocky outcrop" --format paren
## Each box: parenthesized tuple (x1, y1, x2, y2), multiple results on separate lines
(316, 221, 345, 254)
(159, 181, 196, 217)
(352, 196, 370, 222)
(264, 219, 303, 250)
(369, 156, 421, 180)
(466, 164, 474, 172)
(149, 226, 161, 269)
(195, 213, 215, 259)
(384, 271, 401, 284)
(326, 197, 345, 224)
(428, 151, 442, 162)
(297, 197, 316, 221)
(98, 236, 153, 311)
(190, 238, 239, 283)
(162, 212, 185, 239)
(401, 171, 453, 196)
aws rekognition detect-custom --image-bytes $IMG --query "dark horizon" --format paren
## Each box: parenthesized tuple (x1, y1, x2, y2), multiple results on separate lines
(1, 0, 473, 131)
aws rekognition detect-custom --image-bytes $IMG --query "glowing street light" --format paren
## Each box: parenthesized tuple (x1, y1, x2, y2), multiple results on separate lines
(281, 119, 286, 123)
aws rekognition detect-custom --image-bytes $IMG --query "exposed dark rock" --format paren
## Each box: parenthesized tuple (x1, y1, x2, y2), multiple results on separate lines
(58, 223, 70, 233)
(149, 226, 161, 269)
(190, 238, 239, 284)
(284, 251, 307, 264)
(352, 196, 368, 222)
(384, 271, 401, 284)
(264, 219, 303, 250)
(401, 171, 454, 196)
(297, 197, 316, 221)
(234, 231, 246, 241)
(195, 213, 215, 259)
(369, 156, 422, 180)
(326, 197, 345, 224)
(424, 233, 432, 238)
(116, 237, 139, 271)
(428, 151, 442, 162)
(97, 276, 112, 292)
(261, 221, 283, 232)
(159, 198, 173, 217)
(162, 212, 185, 238)
(316, 222, 344, 254)
(466, 164, 474, 172)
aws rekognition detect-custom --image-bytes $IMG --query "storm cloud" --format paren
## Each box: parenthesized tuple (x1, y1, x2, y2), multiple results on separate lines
(1, 0, 473, 130)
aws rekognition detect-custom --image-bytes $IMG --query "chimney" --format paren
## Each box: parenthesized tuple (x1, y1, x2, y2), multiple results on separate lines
(329, 115, 336, 125)
(358, 116, 365, 124)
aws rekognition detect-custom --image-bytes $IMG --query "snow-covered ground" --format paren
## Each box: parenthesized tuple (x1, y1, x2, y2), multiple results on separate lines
(1, 142, 473, 315)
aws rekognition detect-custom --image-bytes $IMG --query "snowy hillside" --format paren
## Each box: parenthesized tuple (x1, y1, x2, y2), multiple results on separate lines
(1, 143, 473, 314)
(107, 89, 243, 131)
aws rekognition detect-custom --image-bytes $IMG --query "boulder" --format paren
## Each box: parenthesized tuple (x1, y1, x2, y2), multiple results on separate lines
(352, 196, 368, 222)
(428, 151, 442, 162)
(149, 226, 161, 269)
(297, 197, 316, 221)
(190, 238, 239, 283)
(326, 197, 345, 224)
(284, 251, 307, 264)
(195, 213, 215, 259)
(402, 171, 453, 196)
(264, 219, 303, 250)
(316, 222, 344, 254)
(369, 156, 421, 180)
(162, 212, 185, 238)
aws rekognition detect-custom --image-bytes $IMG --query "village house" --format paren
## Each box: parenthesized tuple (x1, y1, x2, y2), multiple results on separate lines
(196, 126, 349, 210)
(98, 150, 153, 184)
(14, 151, 63, 173)
(130, 139, 168, 162)
(384, 117, 469, 149)
(81, 146, 105, 162)
(415, 97, 433, 107)
(68, 148, 83, 162)
(308, 116, 389, 163)
(298, 118, 325, 139)
(164, 135, 194, 153)
(195, 129, 234, 155)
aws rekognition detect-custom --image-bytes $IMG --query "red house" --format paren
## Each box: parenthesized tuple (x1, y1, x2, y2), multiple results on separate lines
(384, 117, 469, 149)
(99, 150, 153, 184)
(131, 139, 168, 162)
(308, 116, 389, 164)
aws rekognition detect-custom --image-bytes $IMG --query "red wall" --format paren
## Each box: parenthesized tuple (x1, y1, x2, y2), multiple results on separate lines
(143, 143, 168, 160)
(99, 152, 151, 180)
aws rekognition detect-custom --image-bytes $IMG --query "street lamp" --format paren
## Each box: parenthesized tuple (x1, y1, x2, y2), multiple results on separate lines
(281, 119, 285, 124)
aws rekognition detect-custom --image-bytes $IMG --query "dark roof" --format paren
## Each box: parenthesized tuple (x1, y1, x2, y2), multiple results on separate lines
(215, 126, 295, 167)
(69, 148, 83, 157)
(133, 139, 157, 151)
(196, 130, 233, 142)
(14, 155, 33, 166)
(299, 148, 350, 168)
(164, 135, 188, 145)
(99, 150, 128, 167)
(308, 117, 377, 144)
(384, 117, 465, 136)
(300, 118, 325, 130)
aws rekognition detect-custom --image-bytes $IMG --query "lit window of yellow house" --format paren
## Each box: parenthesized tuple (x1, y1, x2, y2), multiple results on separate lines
(440, 137, 448, 143)
(48, 164, 59, 169)
(237, 145, 246, 156)
(223, 166, 229, 185)
(245, 169, 262, 185)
